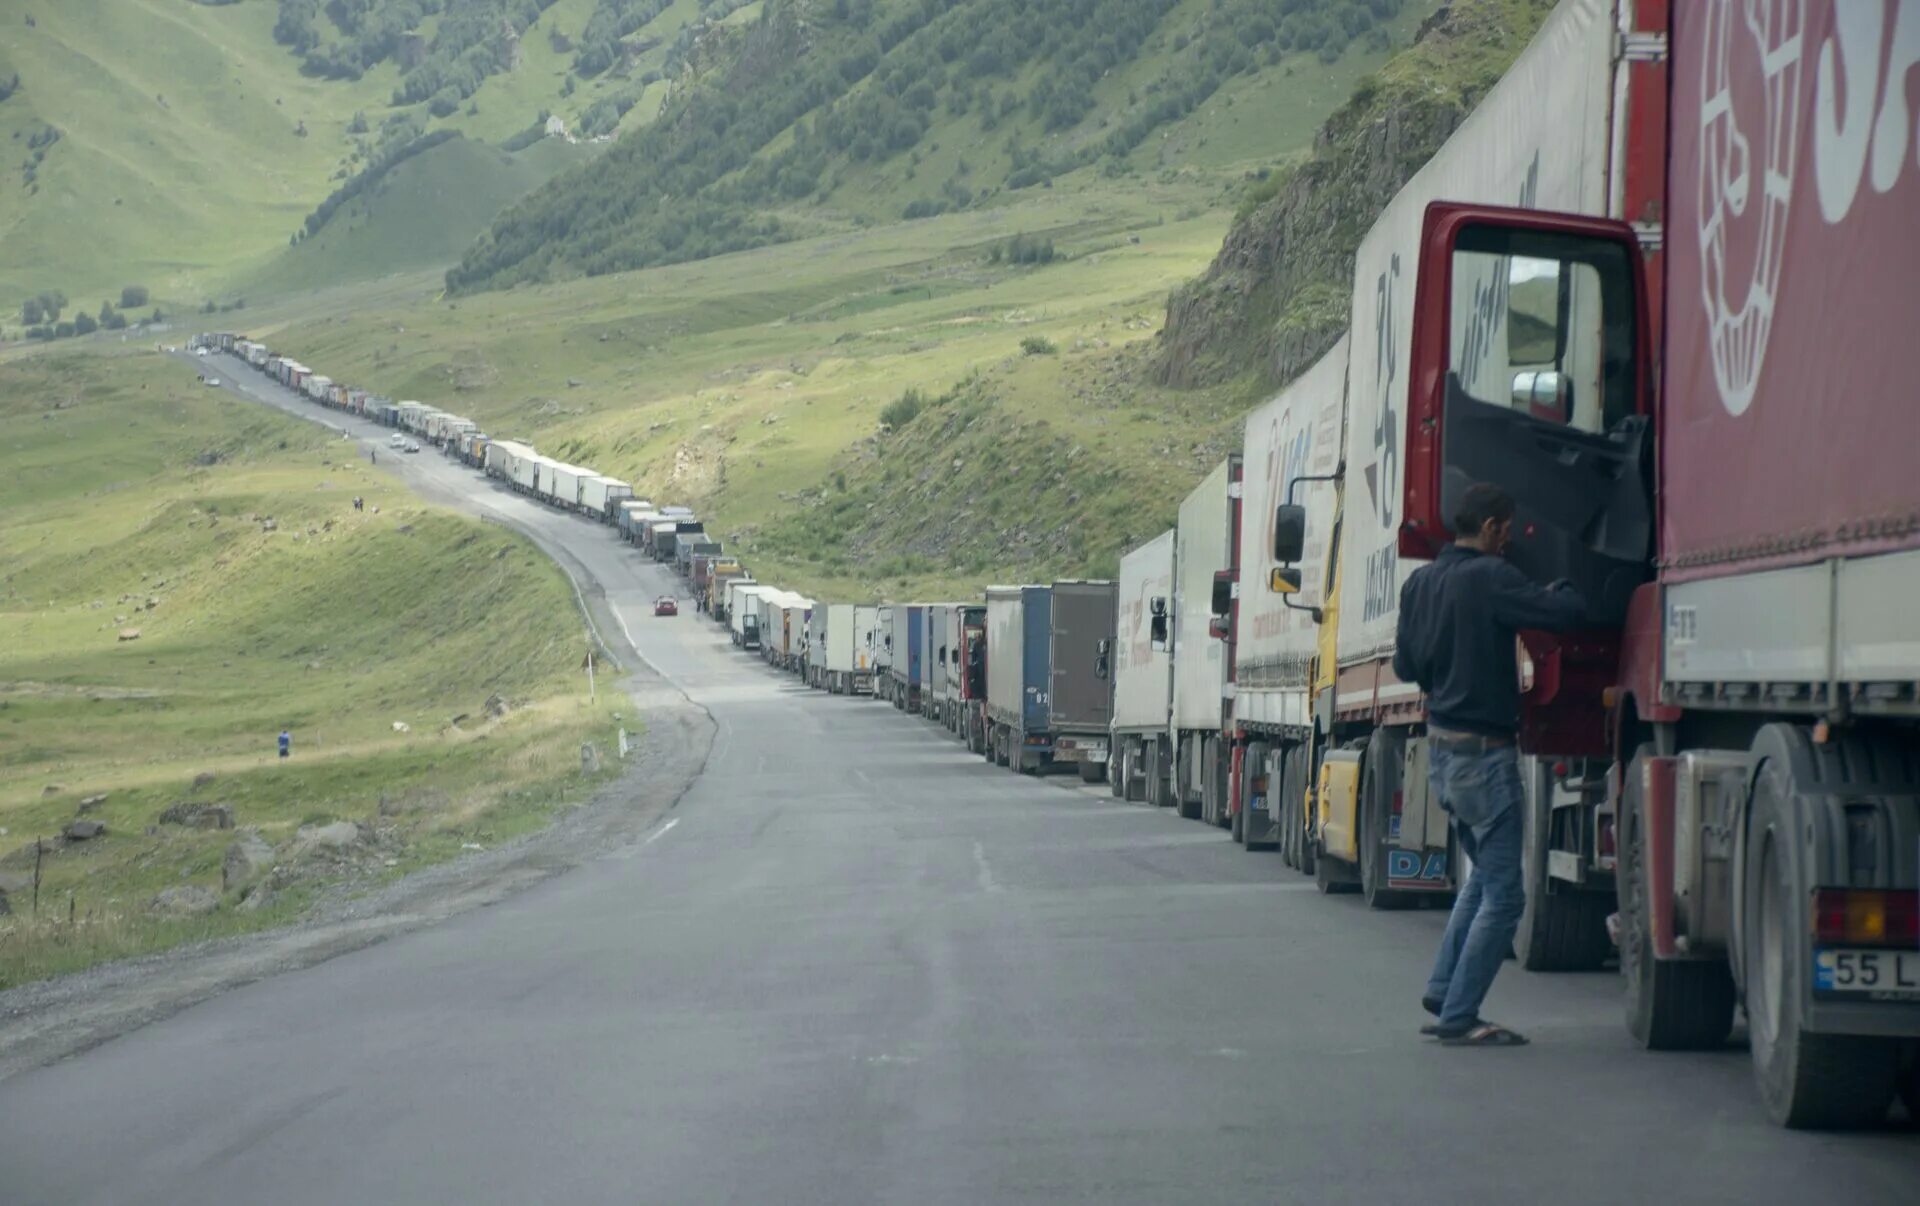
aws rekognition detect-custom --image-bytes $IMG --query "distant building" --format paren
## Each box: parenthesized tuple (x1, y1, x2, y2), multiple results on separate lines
(545, 114, 568, 138)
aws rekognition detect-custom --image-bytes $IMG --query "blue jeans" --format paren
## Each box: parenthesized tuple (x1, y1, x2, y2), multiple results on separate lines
(1424, 741, 1526, 1029)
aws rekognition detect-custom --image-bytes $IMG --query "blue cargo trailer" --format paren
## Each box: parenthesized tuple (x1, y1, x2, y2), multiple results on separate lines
(984, 585, 1052, 772)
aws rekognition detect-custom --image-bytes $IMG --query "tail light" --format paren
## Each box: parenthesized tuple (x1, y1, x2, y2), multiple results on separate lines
(1812, 889, 1920, 947)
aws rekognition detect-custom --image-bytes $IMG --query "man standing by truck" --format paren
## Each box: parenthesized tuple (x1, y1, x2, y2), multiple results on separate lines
(1393, 484, 1586, 1046)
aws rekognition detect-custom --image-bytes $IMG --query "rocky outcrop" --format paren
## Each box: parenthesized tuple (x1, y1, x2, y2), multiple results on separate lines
(1154, 0, 1554, 392)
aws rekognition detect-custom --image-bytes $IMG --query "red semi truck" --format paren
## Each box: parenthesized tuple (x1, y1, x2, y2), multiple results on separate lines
(1394, 0, 1919, 1127)
(1246, 0, 1917, 1126)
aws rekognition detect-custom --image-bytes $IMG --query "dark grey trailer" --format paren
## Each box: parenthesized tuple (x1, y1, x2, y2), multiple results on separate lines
(1048, 580, 1117, 783)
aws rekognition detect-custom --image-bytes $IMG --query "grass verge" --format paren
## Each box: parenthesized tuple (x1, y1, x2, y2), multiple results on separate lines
(0, 352, 625, 987)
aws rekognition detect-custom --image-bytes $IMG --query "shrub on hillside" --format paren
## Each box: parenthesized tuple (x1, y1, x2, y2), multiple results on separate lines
(880, 389, 927, 430)
(1020, 335, 1057, 356)
(120, 285, 149, 308)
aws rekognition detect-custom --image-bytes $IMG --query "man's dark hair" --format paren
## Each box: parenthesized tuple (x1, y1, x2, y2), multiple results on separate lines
(1453, 483, 1515, 537)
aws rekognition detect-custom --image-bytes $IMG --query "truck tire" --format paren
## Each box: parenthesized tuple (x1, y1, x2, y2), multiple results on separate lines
(1743, 725, 1901, 1129)
(1237, 743, 1276, 851)
(993, 727, 1010, 768)
(1170, 738, 1200, 820)
(1359, 734, 1414, 910)
(1619, 746, 1737, 1051)
(1284, 746, 1315, 876)
(1125, 744, 1147, 803)
(1206, 736, 1232, 829)
(1146, 742, 1171, 809)
(1108, 749, 1125, 797)
(1514, 755, 1613, 971)
(1080, 760, 1105, 785)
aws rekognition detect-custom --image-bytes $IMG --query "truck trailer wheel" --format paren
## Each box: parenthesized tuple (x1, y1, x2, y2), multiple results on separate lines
(1147, 742, 1173, 810)
(1108, 749, 1125, 797)
(1514, 756, 1613, 971)
(1359, 735, 1414, 910)
(1080, 760, 1105, 785)
(1236, 742, 1276, 851)
(1743, 726, 1901, 1129)
(1283, 746, 1315, 876)
(1619, 747, 1737, 1052)
(1124, 744, 1147, 803)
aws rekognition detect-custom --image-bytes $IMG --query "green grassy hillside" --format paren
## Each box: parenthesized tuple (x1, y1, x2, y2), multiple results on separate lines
(0, 0, 697, 308)
(448, 0, 1431, 291)
(0, 351, 618, 985)
(246, 133, 596, 294)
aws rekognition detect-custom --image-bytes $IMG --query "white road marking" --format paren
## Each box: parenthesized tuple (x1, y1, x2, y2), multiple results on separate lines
(973, 840, 1002, 894)
(643, 817, 680, 846)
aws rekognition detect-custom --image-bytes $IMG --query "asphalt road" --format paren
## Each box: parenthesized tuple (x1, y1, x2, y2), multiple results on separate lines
(1, 357, 1912, 1203)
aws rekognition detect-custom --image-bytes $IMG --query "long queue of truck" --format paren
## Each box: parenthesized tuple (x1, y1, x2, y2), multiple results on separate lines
(194, 0, 1918, 1129)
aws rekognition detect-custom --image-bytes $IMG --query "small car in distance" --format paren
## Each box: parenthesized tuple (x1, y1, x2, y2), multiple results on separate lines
(653, 596, 678, 617)
(204, 376, 221, 387)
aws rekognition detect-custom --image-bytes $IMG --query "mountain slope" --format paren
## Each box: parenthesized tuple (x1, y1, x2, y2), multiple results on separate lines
(246, 134, 596, 294)
(1154, 0, 1557, 390)
(447, 0, 1425, 292)
(0, 0, 698, 308)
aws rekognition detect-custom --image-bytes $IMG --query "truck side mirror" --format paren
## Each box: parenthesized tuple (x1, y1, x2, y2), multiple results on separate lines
(1270, 567, 1302, 594)
(1149, 596, 1167, 618)
(1210, 571, 1233, 619)
(1095, 654, 1110, 680)
(1150, 612, 1169, 651)
(1273, 504, 1306, 563)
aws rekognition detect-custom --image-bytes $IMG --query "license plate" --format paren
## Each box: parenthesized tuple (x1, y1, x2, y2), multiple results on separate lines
(1813, 948, 1920, 1000)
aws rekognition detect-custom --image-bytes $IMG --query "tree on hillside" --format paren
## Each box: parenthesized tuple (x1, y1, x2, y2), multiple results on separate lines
(120, 285, 149, 308)
(35, 290, 65, 322)
(21, 297, 42, 325)
(73, 311, 98, 336)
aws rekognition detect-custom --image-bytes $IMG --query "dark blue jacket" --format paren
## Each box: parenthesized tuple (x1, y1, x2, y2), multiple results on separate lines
(1392, 545, 1587, 738)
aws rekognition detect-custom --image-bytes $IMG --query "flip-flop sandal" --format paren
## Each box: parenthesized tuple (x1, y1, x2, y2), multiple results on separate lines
(1418, 997, 1448, 1036)
(1439, 1023, 1528, 1047)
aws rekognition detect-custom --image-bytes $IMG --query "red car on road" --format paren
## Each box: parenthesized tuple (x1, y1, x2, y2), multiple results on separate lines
(653, 596, 678, 617)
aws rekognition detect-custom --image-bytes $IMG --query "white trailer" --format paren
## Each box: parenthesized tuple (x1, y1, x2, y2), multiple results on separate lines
(581, 476, 631, 523)
(306, 374, 332, 402)
(1170, 458, 1236, 823)
(872, 605, 893, 696)
(730, 585, 772, 649)
(939, 605, 965, 732)
(486, 439, 533, 484)
(546, 463, 588, 510)
(1233, 337, 1347, 856)
(516, 453, 550, 495)
(815, 604, 860, 694)
(779, 598, 813, 672)
(1111, 528, 1176, 803)
(852, 605, 880, 695)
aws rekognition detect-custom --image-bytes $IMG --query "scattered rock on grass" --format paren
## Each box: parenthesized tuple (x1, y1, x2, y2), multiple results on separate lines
(149, 885, 219, 917)
(64, 819, 106, 841)
(222, 831, 275, 891)
(77, 793, 108, 814)
(191, 771, 216, 792)
(293, 821, 366, 854)
(158, 802, 234, 830)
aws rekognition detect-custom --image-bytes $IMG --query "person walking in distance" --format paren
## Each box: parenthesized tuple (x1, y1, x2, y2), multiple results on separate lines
(278, 729, 291, 760)
(1393, 483, 1587, 1046)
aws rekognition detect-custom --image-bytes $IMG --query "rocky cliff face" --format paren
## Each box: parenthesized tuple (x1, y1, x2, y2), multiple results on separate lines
(1153, 0, 1555, 392)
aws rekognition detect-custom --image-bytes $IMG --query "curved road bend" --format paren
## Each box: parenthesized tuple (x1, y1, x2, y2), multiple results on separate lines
(0, 358, 1912, 1204)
